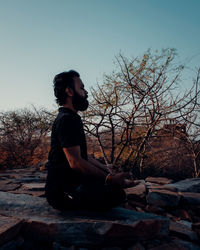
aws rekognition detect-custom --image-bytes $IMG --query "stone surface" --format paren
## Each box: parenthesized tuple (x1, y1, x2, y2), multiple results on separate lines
(0, 191, 54, 216)
(145, 177, 174, 185)
(0, 191, 170, 247)
(0, 180, 21, 191)
(0, 215, 24, 246)
(170, 221, 199, 242)
(8, 188, 45, 197)
(172, 239, 200, 250)
(125, 180, 146, 201)
(1, 167, 200, 248)
(167, 178, 200, 192)
(13, 177, 44, 183)
(146, 189, 180, 207)
(22, 182, 45, 191)
(180, 192, 200, 205)
(146, 184, 178, 192)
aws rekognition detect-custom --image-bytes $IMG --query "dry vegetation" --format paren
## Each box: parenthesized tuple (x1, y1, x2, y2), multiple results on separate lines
(0, 49, 200, 180)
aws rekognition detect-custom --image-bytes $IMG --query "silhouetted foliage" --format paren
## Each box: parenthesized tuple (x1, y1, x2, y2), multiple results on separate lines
(0, 107, 52, 167)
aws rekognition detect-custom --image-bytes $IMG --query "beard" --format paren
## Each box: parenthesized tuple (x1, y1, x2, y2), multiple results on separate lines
(72, 91, 89, 111)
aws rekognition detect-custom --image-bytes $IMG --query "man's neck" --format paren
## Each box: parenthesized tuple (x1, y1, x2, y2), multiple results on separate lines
(62, 104, 77, 113)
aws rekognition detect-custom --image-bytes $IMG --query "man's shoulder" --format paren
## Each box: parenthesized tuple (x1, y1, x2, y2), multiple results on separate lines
(54, 111, 80, 127)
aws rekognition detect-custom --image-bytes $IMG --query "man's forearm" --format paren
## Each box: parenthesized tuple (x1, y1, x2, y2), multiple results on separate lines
(63, 147, 109, 181)
(74, 158, 108, 180)
(88, 157, 110, 174)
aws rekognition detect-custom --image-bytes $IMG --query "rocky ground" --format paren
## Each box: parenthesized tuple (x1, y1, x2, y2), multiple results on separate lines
(0, 166, 200, 249)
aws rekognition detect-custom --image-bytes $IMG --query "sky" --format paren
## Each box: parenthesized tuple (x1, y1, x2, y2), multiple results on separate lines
(0, 0, 199, 111)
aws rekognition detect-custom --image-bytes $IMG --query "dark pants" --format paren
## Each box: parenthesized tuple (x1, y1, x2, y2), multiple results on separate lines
(45, 180, 126, 211)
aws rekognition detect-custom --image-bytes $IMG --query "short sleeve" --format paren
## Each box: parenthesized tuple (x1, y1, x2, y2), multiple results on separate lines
(56, 115, 81, 148)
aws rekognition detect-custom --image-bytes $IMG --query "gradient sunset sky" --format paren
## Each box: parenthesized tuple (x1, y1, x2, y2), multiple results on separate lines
(0, 0, 199, 111)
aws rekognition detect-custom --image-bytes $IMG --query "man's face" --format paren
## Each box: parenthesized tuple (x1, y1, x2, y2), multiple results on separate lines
(72, 77, 89, 111)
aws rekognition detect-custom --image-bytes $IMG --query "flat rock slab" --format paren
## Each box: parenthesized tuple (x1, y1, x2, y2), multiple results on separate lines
(0, 180, 21, 191)
(0, 191, 170, 247)
(13, 177, 44, 183)
(145, 177, 174, 185)
(166, 178, 200, 192)
(146, 189, 180, 207)
(22, 182, 45, 191)
(0, 215, 24, 246)
(146, 184, 178, 192)
(8, 189, 45, 197)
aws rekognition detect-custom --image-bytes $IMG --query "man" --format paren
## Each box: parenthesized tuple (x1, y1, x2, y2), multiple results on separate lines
(45, 70, 137, 211)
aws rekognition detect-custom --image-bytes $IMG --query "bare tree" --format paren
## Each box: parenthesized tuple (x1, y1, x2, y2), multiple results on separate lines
(83, 49, 200, 176)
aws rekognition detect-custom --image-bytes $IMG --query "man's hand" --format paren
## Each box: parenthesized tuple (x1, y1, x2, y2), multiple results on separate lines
(109, 172, 140, 188)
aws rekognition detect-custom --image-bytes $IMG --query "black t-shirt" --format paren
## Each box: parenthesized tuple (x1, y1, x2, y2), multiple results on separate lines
(46, 107, 88, 192)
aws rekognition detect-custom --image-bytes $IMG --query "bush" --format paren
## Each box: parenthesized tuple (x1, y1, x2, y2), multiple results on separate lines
(0, 107, 52, 168)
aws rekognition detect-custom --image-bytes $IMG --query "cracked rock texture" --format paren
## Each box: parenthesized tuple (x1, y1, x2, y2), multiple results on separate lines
(0, 167, 200, 249)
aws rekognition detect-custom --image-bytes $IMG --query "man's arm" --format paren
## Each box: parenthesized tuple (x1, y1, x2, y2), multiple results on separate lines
(63, 146, 107, 180)
(63, 146, 140, 188)
(88, 156, 110, 174)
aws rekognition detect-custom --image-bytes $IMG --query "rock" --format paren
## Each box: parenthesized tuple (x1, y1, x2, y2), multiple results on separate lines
(0, 215, 24, 246)
(13, 177, 44, 183)
(176, 220, 192, 228)
(192, 222, 200, 239)
(0, 180, 21, 191)
(22, 182, 45, 191)
(145, 183, 178, 192)
(172, 239, 200, 250)
(145, 177, 174, 185)
(8, 188, 45, 197)
(126, 180, 146, 202)
(0, 174, 17, 180)
(21, 215, 168, 247)
(180, 192, 200, 205)
(170, 209, 191, 221)
(169, 221, 199, 242)
(146, 189, 180, 207)
(0, 191, 170, 247)
(166, 178, 200, 192)
(0, 191, 54, 216)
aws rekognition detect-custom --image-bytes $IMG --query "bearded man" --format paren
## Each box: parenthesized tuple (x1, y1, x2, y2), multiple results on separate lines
(45, 70, 137, 211)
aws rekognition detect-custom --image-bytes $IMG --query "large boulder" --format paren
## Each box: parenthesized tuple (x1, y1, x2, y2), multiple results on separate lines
(0, 191, 170, 247)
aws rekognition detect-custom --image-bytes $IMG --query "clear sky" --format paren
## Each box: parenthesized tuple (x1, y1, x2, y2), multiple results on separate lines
(0, 0, 199, 111)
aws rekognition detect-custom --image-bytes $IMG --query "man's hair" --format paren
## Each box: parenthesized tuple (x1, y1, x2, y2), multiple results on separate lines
(53, 70, 80, 106)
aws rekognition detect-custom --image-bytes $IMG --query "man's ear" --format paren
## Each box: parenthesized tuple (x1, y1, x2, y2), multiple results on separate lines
(65, 87, 74, 97)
